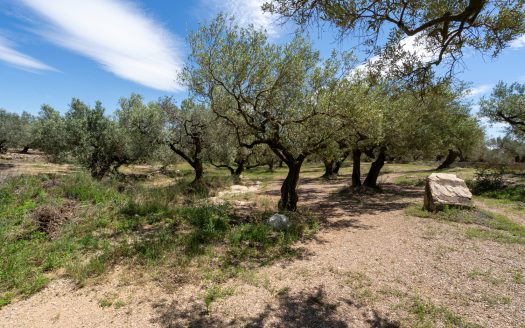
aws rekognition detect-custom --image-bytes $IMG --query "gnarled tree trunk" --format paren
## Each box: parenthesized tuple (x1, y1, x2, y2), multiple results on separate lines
(169, 142, 204, 184)
(437, 149, 459, 170)
(234, 160, 245, 176)
(278, 161, 302, 212)
(458, 149, 466, 162)
(333, 150, 350, 175)
(322, 158, 335, 178)
(0, 140, 7, 154)
(352, 148, 362, 187)
(363, 148, 386, 188)
(193, 158, 204, 183)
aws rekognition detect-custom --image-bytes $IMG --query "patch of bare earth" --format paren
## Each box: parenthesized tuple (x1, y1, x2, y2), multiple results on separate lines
(0, 151, 74, 179)
(1, 174, 524, 327)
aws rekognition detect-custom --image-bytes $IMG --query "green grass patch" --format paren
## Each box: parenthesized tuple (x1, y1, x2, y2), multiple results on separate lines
(61, 173, 124, 204)
(513, 271, 524, 284)
(393, 175, 426, 186)
(475, 196, 525, 215)
(476, 185, 525, 203)
(203, 285, 235, 313)
(405, 205, 525, 244)
(409, 296, 482, 328)
(0, 171, 318, 308)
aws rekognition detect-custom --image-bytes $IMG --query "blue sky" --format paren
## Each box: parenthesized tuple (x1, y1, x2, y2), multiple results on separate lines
(1, 0, 524, 137)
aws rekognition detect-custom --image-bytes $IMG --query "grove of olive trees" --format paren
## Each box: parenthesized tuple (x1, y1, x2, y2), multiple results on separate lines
(0, 32, 504, 211)
(2, 4, 525, 326)
(1, 10, 522, 211)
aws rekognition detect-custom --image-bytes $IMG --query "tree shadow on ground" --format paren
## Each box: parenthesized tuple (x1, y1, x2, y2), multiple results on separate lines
(318, 183, 423, 217)
(261, 174, 423, 223)
(257, 174, 425, 240)
(151, 287, 399, 328)
(0, 163, 15, 170)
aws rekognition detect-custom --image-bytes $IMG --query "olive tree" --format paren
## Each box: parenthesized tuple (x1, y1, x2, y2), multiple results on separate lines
(117, 95, 183, 173)
(64, 99, 131, 178)
(119, 94, 213, 184)
(183, 15, 351, 211)
(207, 120, 269, 179)
(332, 78, 384, 187)
(316, 138, 352, 178)
(22, 113, 36, 153)
(0, 109, 21, 153)
(32, 105, 69, 161)
(116, 94, 165, 167)
(264, 0, 525, 75)
(435, 112, 485, 169)
(161, 98, 213, 184)
(480, 81, 525, 139)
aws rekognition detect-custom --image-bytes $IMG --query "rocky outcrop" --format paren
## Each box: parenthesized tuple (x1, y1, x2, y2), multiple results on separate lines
(424, 173, 472, 211)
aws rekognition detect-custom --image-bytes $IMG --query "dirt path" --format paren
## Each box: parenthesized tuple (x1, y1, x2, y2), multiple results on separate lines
(1, 174, 524, 327)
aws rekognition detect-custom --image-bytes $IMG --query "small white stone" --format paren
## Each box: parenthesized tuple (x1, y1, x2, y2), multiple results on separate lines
(268, 213, 290, 230)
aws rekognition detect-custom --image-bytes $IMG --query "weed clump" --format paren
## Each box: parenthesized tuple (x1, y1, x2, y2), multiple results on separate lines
(33, 201, 76, 239)
(405, 205, 525, 244)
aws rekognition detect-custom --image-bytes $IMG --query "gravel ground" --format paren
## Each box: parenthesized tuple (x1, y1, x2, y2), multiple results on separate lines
(1, 173, 524, 327)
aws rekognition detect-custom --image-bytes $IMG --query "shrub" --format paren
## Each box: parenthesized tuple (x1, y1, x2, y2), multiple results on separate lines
(469, 167, 505, 194)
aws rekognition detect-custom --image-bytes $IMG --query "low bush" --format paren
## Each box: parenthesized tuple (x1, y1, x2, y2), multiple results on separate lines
(469, 167, 505, 194)
(467, 167, 525, 203)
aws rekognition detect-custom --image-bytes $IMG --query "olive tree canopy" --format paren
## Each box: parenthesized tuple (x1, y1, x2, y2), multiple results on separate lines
(480, 81, 525, 139)
(264, 0, 525, 77)
(183, 15, 353, 210)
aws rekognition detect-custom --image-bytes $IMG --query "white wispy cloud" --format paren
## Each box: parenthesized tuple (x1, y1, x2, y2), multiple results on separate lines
(19, 0, 184, 92)
(205, 0, 280, 37)
(351, 34, 436, 78)
(399, 34, 436, 63)
(467, 84, 492, 98)
(510, 35, 525, 49)
(0, 35, 56, 72)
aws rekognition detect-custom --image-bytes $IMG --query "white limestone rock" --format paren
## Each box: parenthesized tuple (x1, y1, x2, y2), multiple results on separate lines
(424, 173, 473, 211)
